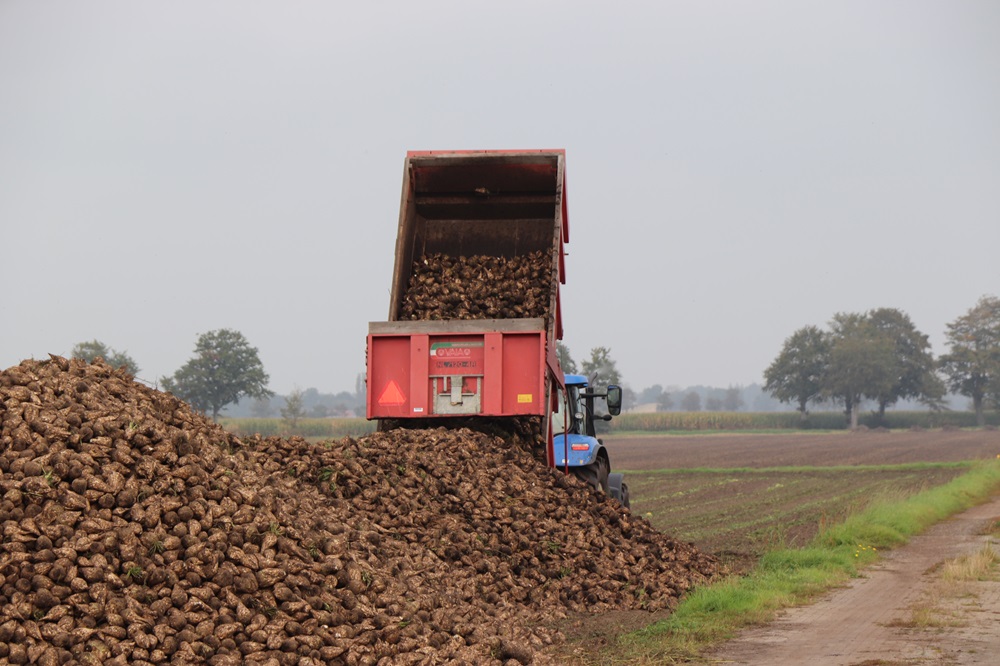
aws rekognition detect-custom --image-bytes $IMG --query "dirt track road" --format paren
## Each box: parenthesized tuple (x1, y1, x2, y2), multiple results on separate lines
(603, 431, 1000, 664)
(708, 495, 1000, 665)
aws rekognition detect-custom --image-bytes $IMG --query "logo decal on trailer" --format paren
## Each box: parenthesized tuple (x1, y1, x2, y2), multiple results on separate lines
(429, 341, 485, 375)
(377, 380, 406, 406)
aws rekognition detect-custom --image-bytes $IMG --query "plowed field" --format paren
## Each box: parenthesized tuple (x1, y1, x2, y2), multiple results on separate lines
(606, 429, 1000, 470)
(605, 430, 1000, 563)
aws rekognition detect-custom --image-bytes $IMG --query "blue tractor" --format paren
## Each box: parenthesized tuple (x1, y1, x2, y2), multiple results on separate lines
(551, 374, 629, 507)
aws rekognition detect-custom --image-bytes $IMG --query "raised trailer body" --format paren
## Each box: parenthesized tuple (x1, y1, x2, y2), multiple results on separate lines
(365, 150, 627, 504)
(367, 150, 568, 452)
(386, 149, 567, 335)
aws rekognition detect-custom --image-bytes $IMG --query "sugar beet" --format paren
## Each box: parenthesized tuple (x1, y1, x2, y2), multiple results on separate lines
(0, 357, 721, 664)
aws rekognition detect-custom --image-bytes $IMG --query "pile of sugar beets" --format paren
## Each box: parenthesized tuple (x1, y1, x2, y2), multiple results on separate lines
(0, 251, 720, 664)
(0, 358, 721, 665)
(399, 251, 553, 322)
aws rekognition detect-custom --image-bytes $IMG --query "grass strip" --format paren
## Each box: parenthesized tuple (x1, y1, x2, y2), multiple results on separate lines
(609, 429, 845, 437)
(612, 459, 1000, 664)
(620, 461, 974, 475)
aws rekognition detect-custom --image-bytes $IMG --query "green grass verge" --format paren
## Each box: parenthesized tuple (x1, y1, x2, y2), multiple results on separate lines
(608, 429, 845, 437)
(611, 459, 1000, 664)
(620, 461, 975, 475)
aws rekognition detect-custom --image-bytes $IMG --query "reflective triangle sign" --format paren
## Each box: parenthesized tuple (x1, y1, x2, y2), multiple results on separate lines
(377, 380, 406, 406)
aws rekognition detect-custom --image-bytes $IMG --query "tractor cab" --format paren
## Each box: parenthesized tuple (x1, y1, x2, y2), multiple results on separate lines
(551, 374, 628, 506)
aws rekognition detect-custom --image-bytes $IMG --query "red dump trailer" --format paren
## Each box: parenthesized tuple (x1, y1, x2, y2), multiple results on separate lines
(366, 150, 627, 504)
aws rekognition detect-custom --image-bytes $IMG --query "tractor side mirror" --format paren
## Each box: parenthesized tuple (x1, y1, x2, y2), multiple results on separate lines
(606, 385, 622, 416)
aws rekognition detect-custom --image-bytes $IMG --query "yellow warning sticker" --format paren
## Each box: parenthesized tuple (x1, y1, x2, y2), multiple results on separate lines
(517, 394, 533, 403)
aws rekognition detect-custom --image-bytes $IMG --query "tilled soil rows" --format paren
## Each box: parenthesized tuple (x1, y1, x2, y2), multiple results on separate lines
(0, 357, 720, 665)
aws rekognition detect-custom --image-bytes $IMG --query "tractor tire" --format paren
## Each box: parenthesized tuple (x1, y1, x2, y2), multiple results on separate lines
(572, 457, 610, 495)
(608, 473, 630, 508)
(596, 456, 610, 495)
(570, 465, 596, 490)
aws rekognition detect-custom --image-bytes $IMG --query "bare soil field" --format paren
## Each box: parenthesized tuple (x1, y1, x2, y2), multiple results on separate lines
(605, 429, 1000, 471)
(605, 430, 1000, 564)
(627, 467, 965, 561)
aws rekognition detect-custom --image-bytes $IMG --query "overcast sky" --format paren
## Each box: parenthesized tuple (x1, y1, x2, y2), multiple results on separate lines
(2, 1, 998, 396)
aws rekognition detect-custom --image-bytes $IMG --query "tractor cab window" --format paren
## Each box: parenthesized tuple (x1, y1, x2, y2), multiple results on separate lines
(551, 386, 583, 435)
(566, 385, 583, 434)
(551, 387, 568, 435)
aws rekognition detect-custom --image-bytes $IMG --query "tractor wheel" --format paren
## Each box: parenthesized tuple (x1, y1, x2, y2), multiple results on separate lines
(571, 465, 596, 490)
(572, 458, 609, 495)
(608, 473, 629, 508)
(596, 456, 610, 495)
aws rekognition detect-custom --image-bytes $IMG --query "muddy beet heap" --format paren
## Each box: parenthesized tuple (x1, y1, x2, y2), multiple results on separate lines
(0, 357, 719, 665)
(399, 251, 553, 322)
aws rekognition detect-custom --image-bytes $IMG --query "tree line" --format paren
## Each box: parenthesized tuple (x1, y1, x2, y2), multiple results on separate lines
(559, 344, 773, 413)
(67, 295, 1000, 425)
(71, 329, 272, 419)
(764, 296, 1000, 427)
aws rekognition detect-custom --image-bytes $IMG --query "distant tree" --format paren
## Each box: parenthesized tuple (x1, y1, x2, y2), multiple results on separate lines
(767, 311, 945, 424)
(723, 385, 745, 412)
(161, 328, 273, 419)
(705, 396, 723, 411)
(824, 313, 896, 429)
(621, 386, 637, 412)
(680, 391, 702, 412)
(939, 295, 1000, 427)
(866, 308, 943, 420)
(71, 339, 109, 362)
(656, 392, 674, 412)
(764, 326, 829, 421)
(556, 341, 578, 375)
(638, 384, 663, 404)
(354, 372, 367, 407)
(281, 387, 306, 429)
(250, 396, 274, 418)
(581, 346, 621, 389)
(331, 391, 357, 414)
(71, 339, 140, 376)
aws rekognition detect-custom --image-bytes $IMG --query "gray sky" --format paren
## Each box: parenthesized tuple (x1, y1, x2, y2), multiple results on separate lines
(2, 1, 998, 396)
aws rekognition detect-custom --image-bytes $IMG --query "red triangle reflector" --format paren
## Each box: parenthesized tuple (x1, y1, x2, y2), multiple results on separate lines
(378, 380, 406, 406)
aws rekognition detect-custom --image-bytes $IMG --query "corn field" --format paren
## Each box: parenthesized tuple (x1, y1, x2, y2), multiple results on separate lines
(220, 417, 376, 438)
(220, 411, 999, 439)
